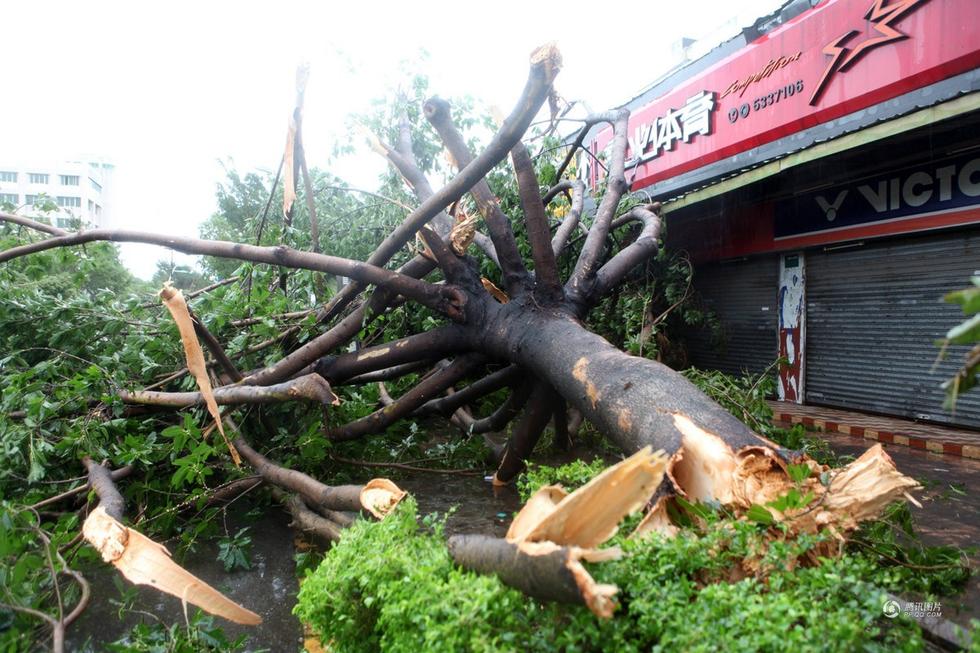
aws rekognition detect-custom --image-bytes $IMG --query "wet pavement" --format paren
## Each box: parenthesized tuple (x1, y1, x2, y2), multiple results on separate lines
(821, 431, 980, 628)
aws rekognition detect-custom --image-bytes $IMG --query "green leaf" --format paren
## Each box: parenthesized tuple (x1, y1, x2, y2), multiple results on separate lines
(787, 463, 811, 484)
(944, 313, 980, 345)
(746, 504, 774, 525)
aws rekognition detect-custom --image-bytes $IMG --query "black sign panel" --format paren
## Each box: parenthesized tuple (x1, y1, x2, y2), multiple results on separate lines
(775, 153, 980, 239)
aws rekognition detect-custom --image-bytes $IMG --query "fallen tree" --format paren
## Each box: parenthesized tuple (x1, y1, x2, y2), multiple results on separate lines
(2, 45, 795, 494)
(0, 44, 930, 645)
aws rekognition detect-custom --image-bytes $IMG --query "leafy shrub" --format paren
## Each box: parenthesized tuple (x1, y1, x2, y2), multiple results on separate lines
(517, 458, 608, 502)
(296, 499, 931, 652)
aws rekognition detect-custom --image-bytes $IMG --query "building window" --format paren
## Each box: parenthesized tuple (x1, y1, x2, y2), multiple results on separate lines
(56, 196, 81, 208)
(0, 193, 18, 205)
(94, 204, 102, 216)
(28, 173, 49, 184)
(56, 217, 71, 228)
(60, 175, 80, 186)
(0, 171, 16, 183)
(88, 199, 94, 212)
(89, 178, 102, 193)
(25, 194, 37, 205)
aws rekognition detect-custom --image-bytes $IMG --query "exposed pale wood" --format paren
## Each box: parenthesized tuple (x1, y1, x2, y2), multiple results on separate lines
(82, 507, 261, 625)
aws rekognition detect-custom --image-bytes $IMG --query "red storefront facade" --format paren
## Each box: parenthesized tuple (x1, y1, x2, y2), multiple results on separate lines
(586, 0, 980, 427)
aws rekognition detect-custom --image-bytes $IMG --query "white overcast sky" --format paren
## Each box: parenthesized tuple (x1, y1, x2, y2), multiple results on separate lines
(2, 0, 782, 279)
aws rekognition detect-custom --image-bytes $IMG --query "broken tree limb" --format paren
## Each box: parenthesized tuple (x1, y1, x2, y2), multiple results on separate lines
(425, 96, 530, 295)
(551, 180, 585, 258)
(510, 141, 563, 302)
(159, 283, 241, 465)
(81, 457, 125, 521)
(79, 458, 261, 626)
(413, 364, 521, 417)
(447, 536, 620, 618)
(82, 507, 262, 625)
(231, 433, 405, 518)
(0, 226, 468, 321)
(29, 462, 133, 513)
(494, 383, 559, 484)
(507, 446, 667, 547)
(325, 354, 484, 442)
(120, 373, 339, 407)
(270, 487, 346, 544)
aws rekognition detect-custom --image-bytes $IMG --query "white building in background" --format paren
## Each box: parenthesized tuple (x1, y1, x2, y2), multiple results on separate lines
(0, 158, 114, 229)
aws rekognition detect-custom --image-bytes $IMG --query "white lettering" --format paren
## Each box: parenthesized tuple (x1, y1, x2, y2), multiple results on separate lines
(936, 165, 956, 201)
(857, 181, 888, 213)
(958, 157, 980, 197)
(902, 171, 932, 207)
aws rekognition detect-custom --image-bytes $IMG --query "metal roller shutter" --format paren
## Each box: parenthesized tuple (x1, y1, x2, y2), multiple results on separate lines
(805, 229, 980, 427)
(686, 256, 779, 377)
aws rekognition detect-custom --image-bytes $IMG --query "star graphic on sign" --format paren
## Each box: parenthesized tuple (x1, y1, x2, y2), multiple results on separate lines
(808, 0, 929, 106)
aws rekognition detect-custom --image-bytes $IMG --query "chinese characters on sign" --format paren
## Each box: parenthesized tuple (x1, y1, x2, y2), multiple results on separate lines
(626, 91, 717, 166)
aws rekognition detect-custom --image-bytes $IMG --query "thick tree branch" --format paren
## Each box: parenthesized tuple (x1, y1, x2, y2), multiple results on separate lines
(467, 376, 535, 435)
(0, 211, 69, 236)
(424, 97, 531, 294)
(494, 382, 557, 483)
(121, 374, 337, 407)
(540, 180, 573, 207)
(325, 354, 485, 442)
(551, 180, 586, 257)
(82, 457, 126, 521)
(29, 464, 133, 513)
(317, 46, 561, 321)
(592, 203, 663, 299)
(340, 359, 435, 386)
(270, 488, 346, 544)
(234, 436, 364, 513)
(0, 225, 468, 321)
(568, 109, 630, 301)
(511, 142, 563, 302)
(414, 364, 520, 416)
(313, 326, 471, 384)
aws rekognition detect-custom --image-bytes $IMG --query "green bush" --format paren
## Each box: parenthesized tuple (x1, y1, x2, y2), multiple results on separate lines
(295, 498, 930, 652)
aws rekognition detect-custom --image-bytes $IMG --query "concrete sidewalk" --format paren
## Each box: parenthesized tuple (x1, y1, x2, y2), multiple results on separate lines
(769, 401, 980, 460)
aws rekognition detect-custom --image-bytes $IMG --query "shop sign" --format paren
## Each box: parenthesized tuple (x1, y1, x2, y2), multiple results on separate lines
(774, 153, 980, 239)
(587, 0, 980, 191)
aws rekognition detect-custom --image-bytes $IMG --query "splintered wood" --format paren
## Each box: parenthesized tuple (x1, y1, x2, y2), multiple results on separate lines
(359, 478, 408, 519)
(452, 426, 921, 619)
(507, 446, 667, 547)
(159, 283, 240, 465)
(451, 447, 667, 618)
(82, 506, 261, 625)
(633, 414, 921, 550)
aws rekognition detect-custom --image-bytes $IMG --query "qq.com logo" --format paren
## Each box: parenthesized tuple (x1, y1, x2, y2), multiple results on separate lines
(882, 599, 901, 619)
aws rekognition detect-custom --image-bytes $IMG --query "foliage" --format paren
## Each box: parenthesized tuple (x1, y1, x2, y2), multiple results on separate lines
(587, 246, 720, 369)
(683, 362, 840, 466)
(296, 498, 935, 653)
(517, 458, 608, 502)
(936, 275, 980, 410)
(217, 527, 253, 572)
(99, 611, 251, 653)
